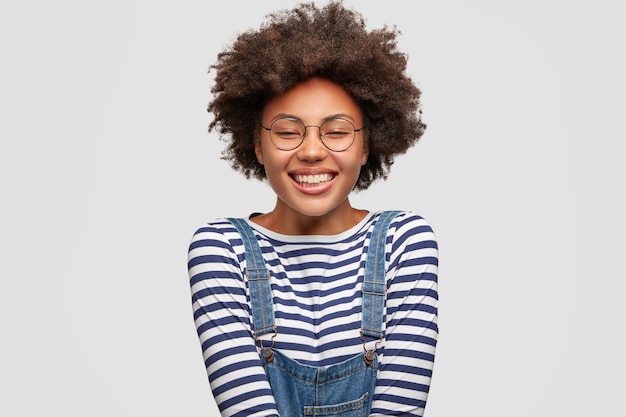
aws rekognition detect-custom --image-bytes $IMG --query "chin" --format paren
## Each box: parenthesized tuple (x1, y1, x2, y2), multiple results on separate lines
(289, 199, 349, 219)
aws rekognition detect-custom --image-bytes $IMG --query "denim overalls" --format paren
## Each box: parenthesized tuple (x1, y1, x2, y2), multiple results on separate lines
(228, 211, 400, 417)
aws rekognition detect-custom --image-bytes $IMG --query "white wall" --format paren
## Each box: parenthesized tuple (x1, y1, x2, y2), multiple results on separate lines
(1, 1, 623, 415)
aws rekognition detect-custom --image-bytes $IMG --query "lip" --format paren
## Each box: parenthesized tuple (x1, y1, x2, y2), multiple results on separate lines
(288, 169, 337, 195)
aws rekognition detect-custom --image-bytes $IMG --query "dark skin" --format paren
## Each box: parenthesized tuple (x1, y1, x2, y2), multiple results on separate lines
(251, 208, 369, 236)
(250, 77, 370, 235)
(209, 2, 426, 193)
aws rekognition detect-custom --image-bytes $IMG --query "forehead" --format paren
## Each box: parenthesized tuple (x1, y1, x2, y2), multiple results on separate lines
(263, 77, 362, 123)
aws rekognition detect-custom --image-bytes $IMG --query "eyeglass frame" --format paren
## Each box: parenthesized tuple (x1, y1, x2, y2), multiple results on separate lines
(260, 116, 364, 152)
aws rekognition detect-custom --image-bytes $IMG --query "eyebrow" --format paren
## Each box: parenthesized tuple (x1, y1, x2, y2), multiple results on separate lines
(269, 113, 358, 124)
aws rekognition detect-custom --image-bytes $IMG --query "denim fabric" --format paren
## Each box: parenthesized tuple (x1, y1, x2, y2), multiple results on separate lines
(228, 217, 276, 338)
(262, 348, 378, 417)
(361, 211, 401, 340)
(229, 212, 400, 417)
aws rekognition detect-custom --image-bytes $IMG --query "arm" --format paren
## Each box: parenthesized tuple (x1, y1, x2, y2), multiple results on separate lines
(188, 222, 279, 417)
(371, 213, 439, 416)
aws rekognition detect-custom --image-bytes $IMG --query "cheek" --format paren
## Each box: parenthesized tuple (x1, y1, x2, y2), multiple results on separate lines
(258, 147, 289, 175)
(338, 153, 367, 174)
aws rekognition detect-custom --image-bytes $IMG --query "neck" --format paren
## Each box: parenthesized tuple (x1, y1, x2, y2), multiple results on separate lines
(251, 199, 367, 235)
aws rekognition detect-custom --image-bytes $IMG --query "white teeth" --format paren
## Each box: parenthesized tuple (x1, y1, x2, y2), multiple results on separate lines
(293, 173, 334, 185)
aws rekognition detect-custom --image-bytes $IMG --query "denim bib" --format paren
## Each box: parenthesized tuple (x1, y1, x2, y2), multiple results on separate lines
(228, 211, 400, 417)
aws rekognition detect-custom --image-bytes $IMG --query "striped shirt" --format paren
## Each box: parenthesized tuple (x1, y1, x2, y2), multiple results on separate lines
(188, 211, 438, 416)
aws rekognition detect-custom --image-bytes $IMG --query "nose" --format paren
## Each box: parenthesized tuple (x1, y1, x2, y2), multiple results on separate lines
(297, 126, 327, 160)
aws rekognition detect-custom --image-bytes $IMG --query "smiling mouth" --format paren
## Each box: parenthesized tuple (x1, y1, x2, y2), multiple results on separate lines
(291, 173, 336, 187)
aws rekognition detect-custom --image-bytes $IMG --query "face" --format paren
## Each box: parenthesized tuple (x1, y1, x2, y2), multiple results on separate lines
(255, 77, 368, 220)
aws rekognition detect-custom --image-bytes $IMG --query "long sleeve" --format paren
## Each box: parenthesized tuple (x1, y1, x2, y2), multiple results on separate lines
(371, 214, 439, 416)
(188, 223, 279, 417)
(188, 213, 438, 416)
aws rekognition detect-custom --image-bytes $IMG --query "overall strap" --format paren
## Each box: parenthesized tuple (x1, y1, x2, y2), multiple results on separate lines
(361, 211, 401, 340)
(227, 218, 276, 338)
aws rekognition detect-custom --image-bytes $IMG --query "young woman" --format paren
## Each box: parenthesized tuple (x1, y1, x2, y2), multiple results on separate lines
(188, 3, 438, 416)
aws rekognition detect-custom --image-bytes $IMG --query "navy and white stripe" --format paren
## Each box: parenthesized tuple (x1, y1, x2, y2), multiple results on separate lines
(188, 211, 438, 416)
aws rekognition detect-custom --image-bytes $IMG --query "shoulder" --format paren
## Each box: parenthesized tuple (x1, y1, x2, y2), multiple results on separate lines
(391, 211, 435, 236)
(187, 219, 253, 290)
(382, 210, 438, 257)
(377, 211, 436, 241)
(187, 218, 247, 268)
(188, 218, 240, 251)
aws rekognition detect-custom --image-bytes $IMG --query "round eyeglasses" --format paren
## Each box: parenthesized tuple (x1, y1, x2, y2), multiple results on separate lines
(261, 117, 363, 152)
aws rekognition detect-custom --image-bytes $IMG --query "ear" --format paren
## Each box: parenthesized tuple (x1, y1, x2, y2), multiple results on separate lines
(255, 138, 264, 165)
(360, 143, 369, 166)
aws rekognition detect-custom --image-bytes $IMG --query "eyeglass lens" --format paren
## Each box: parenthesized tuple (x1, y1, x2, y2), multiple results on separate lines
(269, 118, 356, 151)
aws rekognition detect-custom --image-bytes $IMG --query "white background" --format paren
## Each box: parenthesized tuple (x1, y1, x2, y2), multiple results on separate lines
(1, 0, 624, 415)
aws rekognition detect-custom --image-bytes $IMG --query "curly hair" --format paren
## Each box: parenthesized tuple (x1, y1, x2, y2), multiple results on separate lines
(208, 1, 426, 190)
